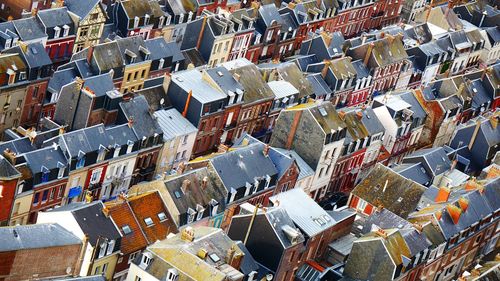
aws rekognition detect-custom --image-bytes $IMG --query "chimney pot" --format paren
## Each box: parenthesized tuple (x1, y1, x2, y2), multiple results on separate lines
(181, 226, 195, 242)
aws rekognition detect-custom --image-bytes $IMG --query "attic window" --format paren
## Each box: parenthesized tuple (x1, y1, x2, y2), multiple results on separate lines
(217, 71, 224, 77)
(144, 217, 154, 226)
(158, 212, 167, 221)
(397, 197, 403, 203)
(174, 191, 182, 199)
(122, 225, 132, 235)
(209, 253, 221, 263)
(314, 217, 326, 226)
(318, 107, 328, 116)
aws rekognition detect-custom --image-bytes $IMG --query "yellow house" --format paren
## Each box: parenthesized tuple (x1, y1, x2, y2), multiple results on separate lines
(91, 252, 119, 280)
(65, 0, 107, 53)
(9, 191, 33, 226)
(208, 33, 234, 67)
(120, 61, 152, 93)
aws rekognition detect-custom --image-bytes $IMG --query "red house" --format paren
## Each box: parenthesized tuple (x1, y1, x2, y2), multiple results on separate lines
(37, 8, 76, 63)
(0, 156, 21, 226)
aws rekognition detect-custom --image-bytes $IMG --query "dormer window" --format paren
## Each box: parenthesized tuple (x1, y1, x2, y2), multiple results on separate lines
(62, 25, 70, 37)
(57, 162, 65, 179)
(76, 151, 86, 169)
(41, 166, 50, 183)
(166, 15, 172, 25)
(196, 204, 204, 221)
(127, 140, 134, 153)
(229, 187, 237, 203)
(5, 39, 11, 49)
(141, 136, 147, 148)
(54, 26, 61, 38)
(166, 268, 179, 281)
(113, 144, 121, 158)
(159, 16, 165, 27)
(7, 68, 15, 85)
(265, 174, 271, 188)
(97, 145, 107, 161)
(158, 58, 165, 69)
(187, 208, 196, 224)
(139, 252, 153, 269)
(144, 14, 150, 25)
(179, 14, 184, 24)
(134, 16, 140, 28)
(188, 11, 193, 22)
(244, 182, 251, 196)
(210, 199, 219, 216)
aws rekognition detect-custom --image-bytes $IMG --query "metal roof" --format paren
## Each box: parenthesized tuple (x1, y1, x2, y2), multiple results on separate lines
(154, 108, 197, 141)
(171, 69, 227, 104)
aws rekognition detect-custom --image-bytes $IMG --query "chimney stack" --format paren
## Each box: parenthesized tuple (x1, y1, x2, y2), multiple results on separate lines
(181, 226, 195, 242)
(435, 186, 451, 203)
(127, 116, 134, 128)
(177, 162, 186, 175)
(263, 145, 270, 157)
(201, 176, 208, 189)
(181, 179, 191, 194)
(3, 148, 17, 165)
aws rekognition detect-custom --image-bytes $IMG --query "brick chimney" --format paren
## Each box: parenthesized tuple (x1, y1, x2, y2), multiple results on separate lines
(181, 226, 195, 242)
(201, 176, 208, 189)
(263, 145, 270, 157)
(181, 179, 191, 194)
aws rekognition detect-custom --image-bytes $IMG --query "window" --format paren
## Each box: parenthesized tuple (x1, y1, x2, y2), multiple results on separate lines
(113, 146, 121, 158)
(76, 156, 85, 169)
(54, 26, 61, 38)
(129, 251, 140, 264)
(158, 212, 167, 221)
(127, 141, 134, 153)
(135, 277, 142, 281)
(63, 25, 70, 37)
(144, 217, 154, 226)
(33, 192, 40, 205)
(102, 263, 108, 274)
(90, 168, 102, 184)
(41, 171, 49, 183)
(49, 187, 55, 200)
(58, 167, 65, 179)
(122, 225, 132, 235)
(94, 266, 101, 275)
(187, 208, 196, 224)
(106, 240, 115, 255)
(58, 186, 63, 198)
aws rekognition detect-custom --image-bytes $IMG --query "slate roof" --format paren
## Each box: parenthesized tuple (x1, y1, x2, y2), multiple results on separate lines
(205, 67, 244, 94)
(91, 41, 123, 72)
(361, 209, 431, 256)
(210, 143, 278, 191)
(37, 7, 73, 28)
(147, 227, 245, 281)
(64, 0, 102, 19)
(351, 164, 426, 219)
(226, 63, 274, 103)
(48, 201, 121, 246)
(19, 43, 52, 69)
(0, 155, 21, 180)
(24, 145, 67, 174)
(163, 167, 227, 217)
(359, 107, 384, 136)
(260, 62, 314, 99)
(403, 147, 452, 177)
(0, 223, 81, 252)
(82, 73, 115, 97)
(270, 189, 338, 237)
(392, 163, 431, 186)
(273, 148, 314, 180)
(12, 17, 46, 41)
(306, 73, 332, 98)
(144, 38, 184, 62)
(119, 95, 163, 140)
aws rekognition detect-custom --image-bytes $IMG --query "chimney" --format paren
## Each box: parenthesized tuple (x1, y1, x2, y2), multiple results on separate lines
(464, 178, 479, 191)
(182, 90, 193, 117)
(434, 186, 450, 203)
(197, 248, 208, 259)
(230, 252, 244, 270)
(127, 116, 134, 128)
(201, 176, 208, 189)
(287, 2, 296, 9)
(363, 43, 375, 66)
(356, 111, 363, 119)
(375, 228, 388, 239)
(181, 179, 191, 194)
(386, 34, 395, 44)
(74, 76, 84, 90)
(285, 110, 302, 150)
(233, 73, 241, 82)
(3, 148, 17, 164)
(225, 245, 235, 264)
(59, 127, 65, 135)
(218, 144, 229, 153)
(468, 119, 482, 150)
(181, 226, 195, 242)
(446, 204, 462, 224)
(321, 60, 331, 78)
(435, 210, 442, 220)
(338, 110, 346, 120)
(380, 32, 385, 38)
(412, 223, 423, 232)
(320, 31, 332, 47)
(458, 197, 469, 212)
(102, 205, 110, 217)
(177, 162, 186, 175)
(490, 114, 499, 129)
(263, 145, 270, 157)
(86, 44, 94, 64)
